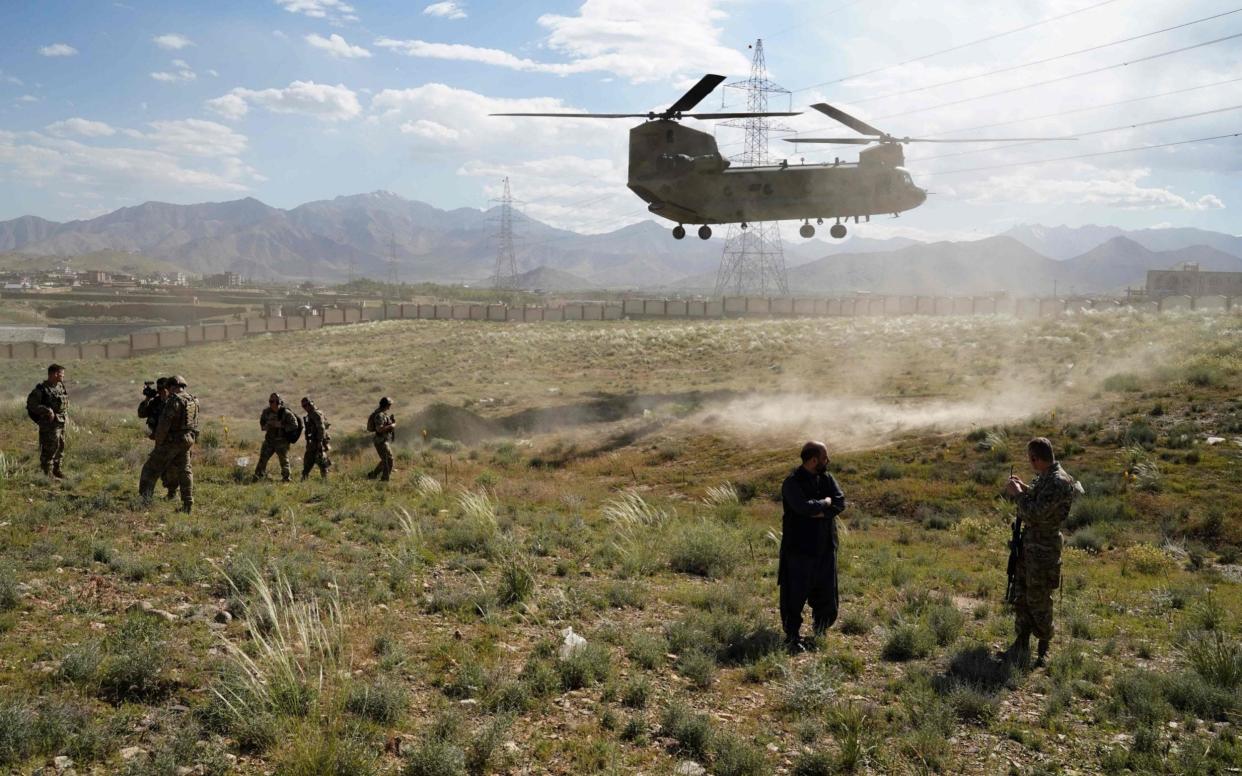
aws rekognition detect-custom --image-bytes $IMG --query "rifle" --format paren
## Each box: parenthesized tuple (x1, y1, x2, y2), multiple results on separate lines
(1004, 464, 1021, 605)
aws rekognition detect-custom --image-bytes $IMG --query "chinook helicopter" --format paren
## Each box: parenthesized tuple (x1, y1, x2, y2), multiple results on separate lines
(494, 74, 1067, 240)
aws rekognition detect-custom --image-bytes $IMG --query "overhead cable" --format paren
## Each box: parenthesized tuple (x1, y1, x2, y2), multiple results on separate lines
(930, 131, 1242, 175)
(791, 0, 1126, 92)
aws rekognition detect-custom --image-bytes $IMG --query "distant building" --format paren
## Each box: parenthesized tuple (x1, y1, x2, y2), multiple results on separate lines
(1146, 263, 1242, 298)
(80, 270, 112, 286)
(204, 271, 242, 288)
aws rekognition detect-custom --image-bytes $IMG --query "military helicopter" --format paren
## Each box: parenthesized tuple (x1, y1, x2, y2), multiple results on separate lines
(494, 74, 1067, 240)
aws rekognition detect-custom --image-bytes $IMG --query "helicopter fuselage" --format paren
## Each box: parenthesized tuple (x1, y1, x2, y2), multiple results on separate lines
(626, 120, 927, 227)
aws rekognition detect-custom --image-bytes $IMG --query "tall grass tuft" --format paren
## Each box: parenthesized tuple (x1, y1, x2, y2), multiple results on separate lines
(209, 563, 345, 733)
(602, 491, 669, 531)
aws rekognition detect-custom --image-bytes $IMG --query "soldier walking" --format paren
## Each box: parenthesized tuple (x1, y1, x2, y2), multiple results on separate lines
(254, 393, 299, 482)
(1003, 437, 1080, 666)
(300, 397, 331, 480)
(138, 377, 180, 500)
(139, 375, 199, 513)
(778, 441, 848, 653)
(366, 396, 396, 481)
(26, 363, 69, 478)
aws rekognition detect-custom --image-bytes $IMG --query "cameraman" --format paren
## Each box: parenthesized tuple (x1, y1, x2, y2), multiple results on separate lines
(137, 377, 181, 500)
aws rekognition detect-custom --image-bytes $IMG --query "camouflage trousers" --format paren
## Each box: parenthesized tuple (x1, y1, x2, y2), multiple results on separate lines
(38, 424, 65, 475)
(255, 439, 291, 481)
(369, 439, 393, 481)
(1013, 546, 1061, 642)
(302, 445, 330, 480)
(140, 440, 193, 509)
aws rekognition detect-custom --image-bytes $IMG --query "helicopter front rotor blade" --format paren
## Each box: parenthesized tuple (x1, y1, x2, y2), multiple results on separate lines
(810, 103, 886, 137)
(489, 112, 651, 118)
(899, 136, 1076, 143)
(686, 111, 803, 119)
(667, 74, 728, 114)
(782, 137, 875, 144)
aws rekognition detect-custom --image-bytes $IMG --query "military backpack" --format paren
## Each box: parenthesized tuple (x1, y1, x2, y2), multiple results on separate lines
(285, 411, 304, 444)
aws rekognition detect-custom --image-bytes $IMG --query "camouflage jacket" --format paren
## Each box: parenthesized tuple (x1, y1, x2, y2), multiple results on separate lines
(155, 393, 199, 445)
(259, 404, 298, 442)
(368, 409, 394, 442)
(304, 409, 329, 449)
(28, 381, 69, 427)
(1015, 461, 1078, 550)
(138, 395, 166, 434)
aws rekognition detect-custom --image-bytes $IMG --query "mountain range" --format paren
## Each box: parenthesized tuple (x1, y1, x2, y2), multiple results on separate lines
(1, 193, 1238, 296)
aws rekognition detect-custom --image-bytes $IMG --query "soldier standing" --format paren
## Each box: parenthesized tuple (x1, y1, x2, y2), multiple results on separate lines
(366, 396, 396, 481)
(1003, 437, 1080, 666)
(138, 377, 180, 500)
(26, 363, 69, 478)
(300, 397, 331, 480)
(139, 375, 199, 513)
(254, 393, 299, 482)
(778, 441, 847, 653)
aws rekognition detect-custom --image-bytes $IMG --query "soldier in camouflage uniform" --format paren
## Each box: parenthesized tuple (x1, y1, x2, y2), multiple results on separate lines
(139, 375, 199, 513)
(1003, 437, 1080, 666)
(300, 397, 331, 481)
(366, 396, 396, 481)
(26, 363, 69, 478)
(137, 377, 180, 500)
(254, 393, 299, 482)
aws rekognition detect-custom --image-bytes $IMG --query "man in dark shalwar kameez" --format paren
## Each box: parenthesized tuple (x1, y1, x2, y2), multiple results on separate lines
(779, 440, 848, 653)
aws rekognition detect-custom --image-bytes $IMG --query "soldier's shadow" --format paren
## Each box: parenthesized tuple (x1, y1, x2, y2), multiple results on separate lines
(931, 646, 1019, 719)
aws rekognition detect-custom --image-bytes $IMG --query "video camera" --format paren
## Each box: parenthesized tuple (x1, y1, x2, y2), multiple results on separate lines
(142, 381, 158, 399)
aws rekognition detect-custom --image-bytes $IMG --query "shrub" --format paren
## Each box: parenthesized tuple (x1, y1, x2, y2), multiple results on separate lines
(1186, 365, 1224, 388)
(345, 679, 408, 724)
(791, 751, 835, 776)
(1103, 373, 1142, 392)
(496, 556, 535, 607)
(621, 677, 649, 709)
(97, 613, 168, 703)
(627, 633, 666, 671)
(1067, 496, 1132, 530)
(875, 462, 903, 480)
(881, 624, 933, 662)
(946, 683, 999, 724)
(1110, 670, 1173, 725)
(838, 611, 870, 636)
(402, 737, 466, 776)
(778, 660, 837, 716)
(659, 702, 713, 760)
(668, 521, 741, 578)
(1125, 544, 1173, 575)
(1124, 421, 1157, 448)
(1068, 527, 1105, 553)
(927, 604, 965, 648)
(676, 650, 717, 690)
(712, 731, 767, 776)
(557, 643, 612, 690)
(0, 565, 17, 611)
(1184, 631, 1242, 690)
(0, 698, 32, 766)
(465, 715, 511, 776)
(945, 647, 1014, 693)
(280, 727, 380, 776)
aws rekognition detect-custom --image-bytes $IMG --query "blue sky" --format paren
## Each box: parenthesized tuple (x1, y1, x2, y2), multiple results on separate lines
(2, 0, 1240, 242)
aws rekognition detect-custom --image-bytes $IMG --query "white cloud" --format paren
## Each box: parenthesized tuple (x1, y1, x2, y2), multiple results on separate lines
(273, 0, 357, 22)
(459, 156, 629, 232)
(46, 118, 116, 138)
(0, 71, 23, 86)
(140, 119, 248, 157)
(306, 33, 371, 59)
(151, 59, 197, 83)
(377, 0, 749, 84)
(953, 166, 1226, 211)
(423, 1, 466, 19)
(207, 80, 362, 121)
(18, 95, 40, 103)
(153, 33, 193, 50)
(39, 43, 78, 57)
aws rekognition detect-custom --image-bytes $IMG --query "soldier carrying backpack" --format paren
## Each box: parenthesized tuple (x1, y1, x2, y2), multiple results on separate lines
(253, 392, 300, 483)
(26, 363, 69, 479)
(139, 375, 199, 514)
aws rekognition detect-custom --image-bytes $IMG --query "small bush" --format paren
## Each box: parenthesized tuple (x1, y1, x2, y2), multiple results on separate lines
(345, 679, 408, 724)
(660, 702, 714, 760)
(496, 557, 535, 607)
(927, 604, 964, 648)
(465, 715, 511, 776)
(712, 731, 767, 776)
(627, 633, 665, 671)
(946, 647, 1014, 692)
(946, 684, 999, 724)
(875, 462, 903, 480)
(280, 727, 380, 776)
(1067, 496, 1132, 530)
(881, 624, 933, 662)
(621, 677, 649, 709)
(791, 751, 835, 776)
(1124, 421, 1157, 448)
(779, 660, 837, 716)
(1110, 670, 1173, 725)
(838, 611, 870, 636)
(676, 650, 717, 690)
(97, 614, 168, 704)
(1069, 527, 1105, 553)
(668, 521, 741, 578)
(1186, 365, 1224, 388)
(1126, 544, 1173, 575)
(557, 643, 612, 690)
(0, 565, 18, 611)
(402, 737, 466, 776)
(1185, 631, 1242, 690)
(1103, 373, 1142, 392)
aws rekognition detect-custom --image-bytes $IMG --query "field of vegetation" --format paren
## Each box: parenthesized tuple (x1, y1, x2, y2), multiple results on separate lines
(0, 310, 1240, 775)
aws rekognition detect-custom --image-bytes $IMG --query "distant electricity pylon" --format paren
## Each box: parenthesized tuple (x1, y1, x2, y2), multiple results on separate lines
(490, 177, 522, 289)
(715, 39, 791, 297)
(386, 233, 400, 295)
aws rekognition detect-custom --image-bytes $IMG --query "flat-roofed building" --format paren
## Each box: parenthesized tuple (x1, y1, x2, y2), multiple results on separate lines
(1146, 263, 1242, 298)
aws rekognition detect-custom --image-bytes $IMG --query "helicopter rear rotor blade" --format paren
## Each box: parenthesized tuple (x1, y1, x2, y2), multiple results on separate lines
(810, 103, 885, 137)
(783, 137, 876, 144)
(667, 74, 727, 114)
(898, 136, 1075, 143)
(489, 112, 652, 118)
(686, 111, 802, 119)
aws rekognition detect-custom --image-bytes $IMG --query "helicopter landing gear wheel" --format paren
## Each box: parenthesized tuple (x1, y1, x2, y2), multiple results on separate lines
(672, 225, 686, 240)
(830, 223, 847, 239)
(698, 225, 712, 240)
(741, 222, 749, 230)
(799, 223, 815, 239)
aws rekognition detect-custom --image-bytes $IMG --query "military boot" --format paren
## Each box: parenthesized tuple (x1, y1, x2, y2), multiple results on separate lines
(180, 502, 192, 514)
(1004, 631, 1031, 666)
(165, 487, 177, 500)
(52, 465, 65, 479)
(1035, 639, 1050, 666)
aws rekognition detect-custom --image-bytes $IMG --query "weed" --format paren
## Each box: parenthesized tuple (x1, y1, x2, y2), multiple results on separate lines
(838, 611, 870, 636)
(621, 677, 650, 709)
(660, 702, 714, 760)
(0, 565, 17, 611)
(668, 520, 741, 578)
(1125, 544, 1173, 575)
(402, 737, 466, 776)
(279, 724, 379, 776)
(557, 642, 612, 690)
(875, 461, 903, 480)
(1067, 496, 1132, 530)
(791, 751, 835, 776)
(1068, 527, 1105, 553)
(712, 731, 767, 776)
(675, 649, 717, 689)
(946, 683, 999, 724)
(97, 613, 169, 704)
(465, 715, 511, 776)
(627, 633, 666, 671)
(881, 623, 933, 662)
(496, 555, 535, 607)
(345, 679, 408, 724)
(1103, 373, 1142, 392)
(927, 604, 965, 647)
(1184, 631, 1242, 690)
(778, 660, 837, 716)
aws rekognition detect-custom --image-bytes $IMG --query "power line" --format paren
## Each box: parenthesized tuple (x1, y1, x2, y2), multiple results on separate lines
(875, 30, 1242, 121)
(930, 130, 1242, 175)
(850, 8, 1242, 106)
(911, 103, 1242, 162)
(791, 0, 1126, 93)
